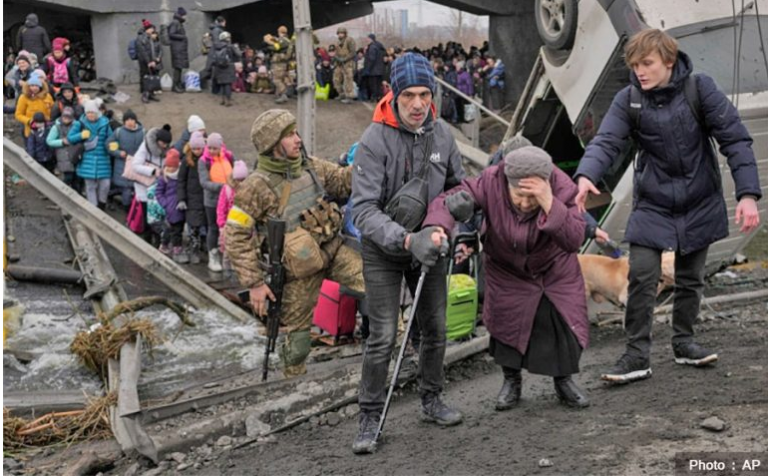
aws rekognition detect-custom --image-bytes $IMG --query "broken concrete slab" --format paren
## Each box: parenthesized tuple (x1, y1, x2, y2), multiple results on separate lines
(245, 413, 271, 438)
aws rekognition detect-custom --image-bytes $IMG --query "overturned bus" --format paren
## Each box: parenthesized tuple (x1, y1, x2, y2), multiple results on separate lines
(517, 0, 768, 272)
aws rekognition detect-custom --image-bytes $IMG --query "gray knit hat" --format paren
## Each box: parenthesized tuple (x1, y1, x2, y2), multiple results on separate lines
(500, 134, 533, 157)
(504, 146, 554, 187)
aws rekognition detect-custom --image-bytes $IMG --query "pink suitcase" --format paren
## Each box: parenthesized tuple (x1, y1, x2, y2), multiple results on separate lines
(313, 280, 357, 340)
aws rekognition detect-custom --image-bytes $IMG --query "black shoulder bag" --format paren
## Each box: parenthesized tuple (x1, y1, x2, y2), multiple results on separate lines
(384, 133, 433, 232)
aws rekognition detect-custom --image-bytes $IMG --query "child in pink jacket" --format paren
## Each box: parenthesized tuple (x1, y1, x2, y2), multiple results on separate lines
(217, 160, 248, 253)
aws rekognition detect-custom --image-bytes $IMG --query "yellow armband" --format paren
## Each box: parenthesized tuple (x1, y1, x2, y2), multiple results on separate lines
(227, 206, 255, 228)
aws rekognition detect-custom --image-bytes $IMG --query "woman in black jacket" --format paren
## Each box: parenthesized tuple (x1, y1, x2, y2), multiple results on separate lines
(168, 8, 189, 93)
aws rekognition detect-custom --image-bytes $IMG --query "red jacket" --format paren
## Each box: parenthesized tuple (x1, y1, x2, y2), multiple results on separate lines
(424, 165, 589, 353)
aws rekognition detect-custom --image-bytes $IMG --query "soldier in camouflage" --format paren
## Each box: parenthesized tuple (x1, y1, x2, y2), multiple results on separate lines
(332, 27, 356, 104)
(265, 26, 293, 104)
(224, 109, 364, 377)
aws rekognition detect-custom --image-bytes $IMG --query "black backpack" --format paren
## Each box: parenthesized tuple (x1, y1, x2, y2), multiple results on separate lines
(627, 75, 709, 139)
(628, 74, 721, 183)
(214, 47, 231, 69)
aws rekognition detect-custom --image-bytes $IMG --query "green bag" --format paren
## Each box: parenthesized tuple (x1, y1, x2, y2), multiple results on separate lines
(315, 82, 330, 101)
(446, 232, 479, 341)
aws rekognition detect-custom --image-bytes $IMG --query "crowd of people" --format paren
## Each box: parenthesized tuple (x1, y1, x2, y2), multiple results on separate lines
(125, 11, 504, 118)
(1, 11, 505, 278)
(5, 13, 762, 459)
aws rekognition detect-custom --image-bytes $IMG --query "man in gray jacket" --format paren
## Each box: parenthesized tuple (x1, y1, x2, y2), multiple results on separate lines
(350, 52, 466, 454)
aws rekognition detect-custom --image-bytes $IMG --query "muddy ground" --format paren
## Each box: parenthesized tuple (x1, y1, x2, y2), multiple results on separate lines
(91, 296, 768, 476)
(98, 84, 376, 164)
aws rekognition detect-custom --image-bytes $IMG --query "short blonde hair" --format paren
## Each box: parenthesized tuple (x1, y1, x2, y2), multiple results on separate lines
(624, 29, 678, 68)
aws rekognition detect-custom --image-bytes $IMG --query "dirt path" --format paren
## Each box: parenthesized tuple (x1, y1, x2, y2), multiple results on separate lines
(165, 305, 767, 476)
(106, 85, 374, 164)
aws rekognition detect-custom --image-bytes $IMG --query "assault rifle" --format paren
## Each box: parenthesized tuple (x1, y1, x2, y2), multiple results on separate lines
(262, 218, 287, 381)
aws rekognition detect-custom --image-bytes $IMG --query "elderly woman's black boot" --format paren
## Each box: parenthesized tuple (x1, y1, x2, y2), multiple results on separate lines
(554, 376, 590, 409)
(496, 367, 522, 411)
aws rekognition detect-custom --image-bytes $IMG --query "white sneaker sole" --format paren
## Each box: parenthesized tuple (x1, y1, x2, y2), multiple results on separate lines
(601, 368, 652, 383)
(675, 353, 718, 366)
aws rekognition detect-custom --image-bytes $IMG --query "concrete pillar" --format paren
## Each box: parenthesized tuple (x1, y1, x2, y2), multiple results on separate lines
(488, 3, 542, 108)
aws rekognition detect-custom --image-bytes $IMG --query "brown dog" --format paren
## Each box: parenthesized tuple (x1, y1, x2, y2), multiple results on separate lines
(578, 252, 675, 307)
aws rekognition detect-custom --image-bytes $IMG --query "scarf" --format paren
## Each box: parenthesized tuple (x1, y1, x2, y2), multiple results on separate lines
(256, 154, 303, 178)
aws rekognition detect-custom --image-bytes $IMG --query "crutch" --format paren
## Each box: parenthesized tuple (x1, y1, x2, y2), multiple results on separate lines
(375, 242, 447, 443)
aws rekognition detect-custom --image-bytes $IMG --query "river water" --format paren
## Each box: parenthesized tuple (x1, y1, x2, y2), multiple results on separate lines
(3, 302, 267, 401)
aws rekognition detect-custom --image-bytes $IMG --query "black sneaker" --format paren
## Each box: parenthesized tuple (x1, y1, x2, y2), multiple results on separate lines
(352, 411, 380, 455)
(673, 342, 718, 367)
(420, 393, 463, 426)
(601, 354, 652, 384)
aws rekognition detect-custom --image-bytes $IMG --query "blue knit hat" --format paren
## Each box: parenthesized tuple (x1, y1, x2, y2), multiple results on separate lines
(390, 53, 435, 99)
(27, 74, 43, 88)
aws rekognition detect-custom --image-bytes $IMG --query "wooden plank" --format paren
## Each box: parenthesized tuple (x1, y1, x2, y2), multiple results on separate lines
(3, 138, 250, 323)
(456, 140, 490, 168)
(119, 336, 158, 462)
(3, 391, 89, 415)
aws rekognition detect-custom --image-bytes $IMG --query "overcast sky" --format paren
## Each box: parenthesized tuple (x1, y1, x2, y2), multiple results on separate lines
(373, 0, 490, 28)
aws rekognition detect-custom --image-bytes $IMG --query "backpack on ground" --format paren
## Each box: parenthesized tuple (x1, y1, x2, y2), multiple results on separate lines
(127, 38, 139, 60)
(159, 24, 171, 46)
(214, 47, 231, 69)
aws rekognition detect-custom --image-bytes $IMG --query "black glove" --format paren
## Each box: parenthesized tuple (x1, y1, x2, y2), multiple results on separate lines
(446, 191, 474, 223)
(408, 226, 444, 268)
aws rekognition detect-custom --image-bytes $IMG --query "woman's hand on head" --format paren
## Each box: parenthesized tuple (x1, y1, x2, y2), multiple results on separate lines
(518, 177, 553, 214)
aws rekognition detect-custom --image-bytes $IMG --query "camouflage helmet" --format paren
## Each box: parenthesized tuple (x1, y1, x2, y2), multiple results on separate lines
(337, 26, 347, 35)
(251, 109, 296, 153)
(277, 25, 288, 35)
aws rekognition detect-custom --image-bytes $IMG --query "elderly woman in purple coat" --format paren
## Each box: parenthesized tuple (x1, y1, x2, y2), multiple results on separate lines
(424, 146, 590, 410)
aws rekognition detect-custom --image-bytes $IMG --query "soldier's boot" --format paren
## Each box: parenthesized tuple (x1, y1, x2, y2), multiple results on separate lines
(283, 362, 307, 378)
(275, 93, 289, 104)
(280, 329, 311, 378)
